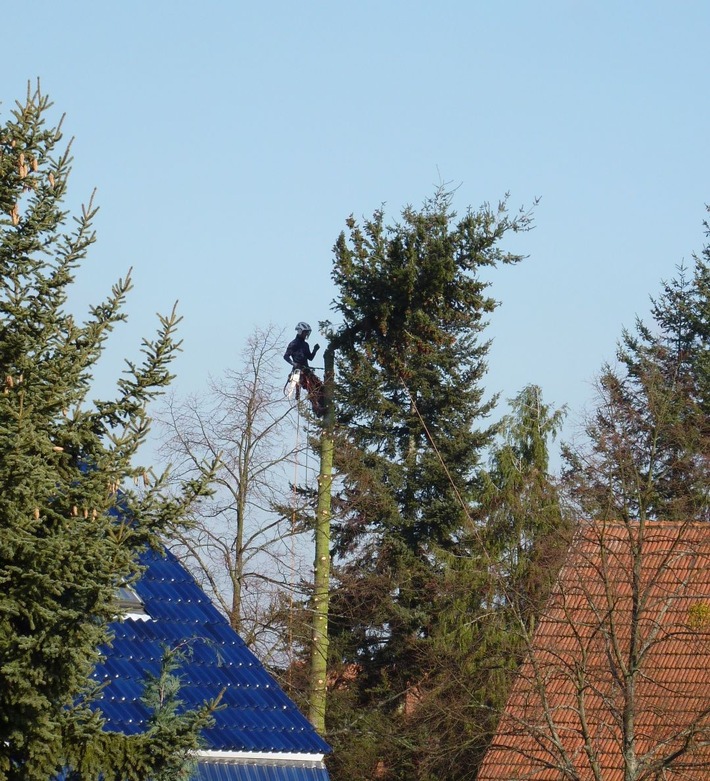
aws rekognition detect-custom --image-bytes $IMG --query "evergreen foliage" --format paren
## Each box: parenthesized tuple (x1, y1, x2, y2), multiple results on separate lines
(322, 190, 550, 779)
(0, 85, 214, 780)
(563, 216, 710, 522)
(60, 646, 215, 781)
(386, 385, 569, 781)
(481, 384, 569, 624)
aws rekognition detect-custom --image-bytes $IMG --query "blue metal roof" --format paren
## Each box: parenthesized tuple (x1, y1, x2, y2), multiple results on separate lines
(195, 763, 330, 781)
(55, 763, 330, 781)
(92, 546, 331, 757)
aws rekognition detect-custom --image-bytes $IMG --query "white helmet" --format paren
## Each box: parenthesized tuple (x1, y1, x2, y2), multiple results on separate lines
(295, 321, 312, 337)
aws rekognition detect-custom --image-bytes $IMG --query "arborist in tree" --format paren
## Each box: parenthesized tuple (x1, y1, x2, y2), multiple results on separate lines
(284, 322, 325, 416)
(284, 322, 320, 369)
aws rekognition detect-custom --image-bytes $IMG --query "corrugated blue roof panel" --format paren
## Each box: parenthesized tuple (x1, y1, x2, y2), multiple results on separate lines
(54, 762, 330, 780)
(194, 763, 330, 781)
(93, 546, 331, 758)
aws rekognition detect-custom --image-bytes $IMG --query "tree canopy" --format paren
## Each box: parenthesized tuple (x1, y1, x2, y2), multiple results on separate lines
(321, 190, 563, 780)
(563, 218, 710, 523)
(0, 85, 214, 781)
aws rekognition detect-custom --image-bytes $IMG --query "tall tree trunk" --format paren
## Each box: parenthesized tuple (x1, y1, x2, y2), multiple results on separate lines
(309, 345, 334, 733)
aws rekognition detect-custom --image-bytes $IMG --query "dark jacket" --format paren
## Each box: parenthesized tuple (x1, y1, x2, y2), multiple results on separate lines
(284, 335, 319, 369)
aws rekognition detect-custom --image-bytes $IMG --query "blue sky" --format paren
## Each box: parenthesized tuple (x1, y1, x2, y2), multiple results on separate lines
(3, 2, 710, 462)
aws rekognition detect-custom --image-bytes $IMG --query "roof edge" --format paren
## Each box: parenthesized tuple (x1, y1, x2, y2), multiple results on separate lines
(579, 519, 710, 528)
(196, 750, 326, 766)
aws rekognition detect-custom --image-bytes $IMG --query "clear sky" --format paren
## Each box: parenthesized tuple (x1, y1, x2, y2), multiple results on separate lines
(3, 2, 710, 463)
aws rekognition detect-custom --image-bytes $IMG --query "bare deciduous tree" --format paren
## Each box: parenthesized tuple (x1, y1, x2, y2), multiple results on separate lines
(157, 325, 315, 663)
(479, 519, 710, 781)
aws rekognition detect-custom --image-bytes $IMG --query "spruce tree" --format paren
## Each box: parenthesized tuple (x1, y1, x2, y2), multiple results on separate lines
(0, 85, 213, 780)
(563, 252, 710, 523)
(481, 384, 569, 624)
(324, 188, 535, 779)
(377, 385, 569, 781)
(689, 208, 710, 415)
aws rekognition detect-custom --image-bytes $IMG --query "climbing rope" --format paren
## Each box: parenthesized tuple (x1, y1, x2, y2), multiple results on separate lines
(287, 399, 300, 685)
(399, 375, 494, 562)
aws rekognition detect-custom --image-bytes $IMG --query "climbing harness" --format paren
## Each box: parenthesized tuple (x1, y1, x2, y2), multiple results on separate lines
(284, 366, 325, 416)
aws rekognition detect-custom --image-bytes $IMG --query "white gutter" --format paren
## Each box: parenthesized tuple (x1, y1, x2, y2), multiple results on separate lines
(197, 750, 326, 766)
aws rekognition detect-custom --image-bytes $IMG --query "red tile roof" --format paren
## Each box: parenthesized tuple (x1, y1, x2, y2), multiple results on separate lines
(478, 521, 710, 781)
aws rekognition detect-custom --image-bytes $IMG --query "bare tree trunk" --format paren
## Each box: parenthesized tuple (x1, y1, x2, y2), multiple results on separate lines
(308, 345, 334, 734)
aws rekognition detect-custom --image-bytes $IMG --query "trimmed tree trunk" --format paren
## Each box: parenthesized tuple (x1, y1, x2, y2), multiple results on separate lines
(308, 345, 334, 733)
